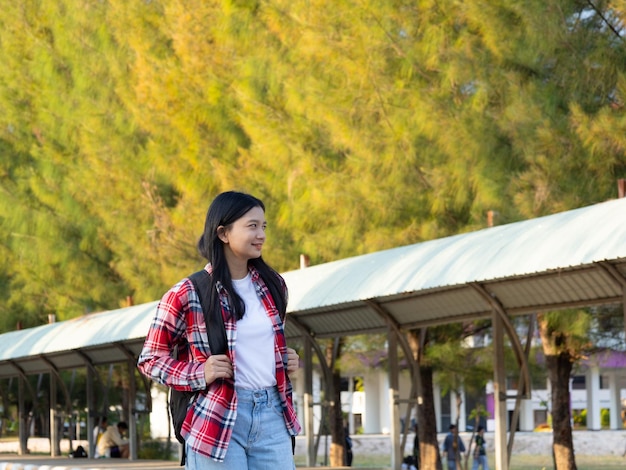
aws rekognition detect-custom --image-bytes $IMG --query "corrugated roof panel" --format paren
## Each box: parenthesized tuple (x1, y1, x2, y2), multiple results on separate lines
(283, 198, 626, 312)
(43, 352, 86, 371)
(284, 320, 302, 340)
(489, 268, 621, 311)
(11, 358, 48, 375)
(291, 304, 384, 338)
(383, 287, 490, 325)
(0, 301, 158, 362)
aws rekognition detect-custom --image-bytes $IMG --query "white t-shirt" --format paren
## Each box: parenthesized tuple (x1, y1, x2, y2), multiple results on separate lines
(232, 273, 276, 390)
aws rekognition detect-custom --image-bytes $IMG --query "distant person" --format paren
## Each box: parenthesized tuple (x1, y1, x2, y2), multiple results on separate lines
(442, 424, 465, 470)
(472, 425, 488, 470)
(96, 421, 129, 458)
(93, 417, 108, 458)
(344, 425, 353, 466)
(401, 455, 418, 470)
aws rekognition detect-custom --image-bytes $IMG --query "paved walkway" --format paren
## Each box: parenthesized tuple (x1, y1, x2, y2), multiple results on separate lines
(3, 430, 626, 469)
(0, 436, 354, 470)
(0, 456, 345, 470)
(0, 455, 363, 470)
(0, 457, 178, 470)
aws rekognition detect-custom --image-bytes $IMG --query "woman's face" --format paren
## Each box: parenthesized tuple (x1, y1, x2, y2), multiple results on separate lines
(220, 206, 266, 265)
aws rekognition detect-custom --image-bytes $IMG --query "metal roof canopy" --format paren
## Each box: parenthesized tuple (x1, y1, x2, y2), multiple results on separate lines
(0, 301, 158, 379)
(0, 197, 625, 379)
(282, 196, 626, 339)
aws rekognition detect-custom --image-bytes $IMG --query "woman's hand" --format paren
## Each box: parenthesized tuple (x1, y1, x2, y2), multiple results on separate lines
(286, 347, 300, 374)
(203, 354, 233, 384)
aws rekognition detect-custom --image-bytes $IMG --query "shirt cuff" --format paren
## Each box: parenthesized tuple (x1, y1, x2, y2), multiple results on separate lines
(187, 362, 207, 390)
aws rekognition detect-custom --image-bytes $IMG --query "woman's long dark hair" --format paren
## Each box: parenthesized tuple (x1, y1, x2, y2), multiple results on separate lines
(197, 191, 287, 321)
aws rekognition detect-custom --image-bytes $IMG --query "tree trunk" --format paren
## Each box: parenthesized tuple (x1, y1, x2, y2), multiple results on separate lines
(546, 351, 577, 470)
(329, 367, 345, 467)
(538, 313, 578, 470)
(325, 337, 346, 468)
(418, 365, 443, 470)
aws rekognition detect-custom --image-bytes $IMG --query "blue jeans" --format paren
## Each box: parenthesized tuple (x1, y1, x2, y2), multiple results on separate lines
(472, 455, 489, 470)
(185, 386, 295, 470)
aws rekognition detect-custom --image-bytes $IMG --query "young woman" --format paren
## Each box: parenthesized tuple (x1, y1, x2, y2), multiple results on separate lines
(138, 191, 301, 469)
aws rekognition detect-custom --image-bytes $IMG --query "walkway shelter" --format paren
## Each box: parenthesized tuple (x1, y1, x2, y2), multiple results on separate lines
(283, 196, 626, 469)
(0, 301, 159, 459)
(0, 197, 625, 469)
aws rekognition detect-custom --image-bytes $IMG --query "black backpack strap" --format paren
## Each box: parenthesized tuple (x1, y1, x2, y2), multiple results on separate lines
(170, 343, 192, 466)
(188, 269, 228, 355)
(172, 270, 228, 466)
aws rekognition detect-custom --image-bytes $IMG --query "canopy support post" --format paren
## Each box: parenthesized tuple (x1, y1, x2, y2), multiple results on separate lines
(388, 327, 401, 470)
(493, 311, 508, 470)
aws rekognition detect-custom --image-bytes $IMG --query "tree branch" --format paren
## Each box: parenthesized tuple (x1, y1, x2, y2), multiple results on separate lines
(586, 0, 625, 42)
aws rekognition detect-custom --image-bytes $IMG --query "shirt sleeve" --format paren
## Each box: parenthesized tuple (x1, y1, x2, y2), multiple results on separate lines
(111, 427, 128, 446)
(137, 281, 207, 391)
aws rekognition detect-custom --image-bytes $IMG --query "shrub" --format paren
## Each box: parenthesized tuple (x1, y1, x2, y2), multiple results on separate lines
(573, 409, 587, 427)
(601, 408, 610, 428)
(138, 439, 177, 461)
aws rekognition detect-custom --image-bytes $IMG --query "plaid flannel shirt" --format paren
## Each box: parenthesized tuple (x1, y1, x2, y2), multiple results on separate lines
(137, 264, 300, 462)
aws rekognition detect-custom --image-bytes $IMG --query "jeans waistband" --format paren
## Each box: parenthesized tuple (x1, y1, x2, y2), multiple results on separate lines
(235, 385, 280, 404)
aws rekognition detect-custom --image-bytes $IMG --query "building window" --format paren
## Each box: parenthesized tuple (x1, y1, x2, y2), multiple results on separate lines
(600, 375, 609, 390)
(571, 375, 586, 390)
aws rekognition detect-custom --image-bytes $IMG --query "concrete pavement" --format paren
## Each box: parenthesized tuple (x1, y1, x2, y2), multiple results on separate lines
(0, 457, 178, 470)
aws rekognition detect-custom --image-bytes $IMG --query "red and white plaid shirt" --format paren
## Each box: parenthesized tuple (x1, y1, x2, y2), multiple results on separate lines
(138, 264, 300, 462)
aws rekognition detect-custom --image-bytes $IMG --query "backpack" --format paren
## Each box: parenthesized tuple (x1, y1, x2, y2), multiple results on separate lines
(71, 445, 88, 458)
(169, 269, 227, 465)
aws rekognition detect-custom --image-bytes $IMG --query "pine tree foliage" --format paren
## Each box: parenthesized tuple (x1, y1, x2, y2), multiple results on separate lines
(0, 0, 624, 329)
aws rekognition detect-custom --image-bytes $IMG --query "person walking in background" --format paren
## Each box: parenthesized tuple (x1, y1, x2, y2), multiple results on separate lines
(442, 424, 465, 470)
(138, 191, 301, 469)
(344, 424, 353, 466)
(472, 425, 489, 470)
